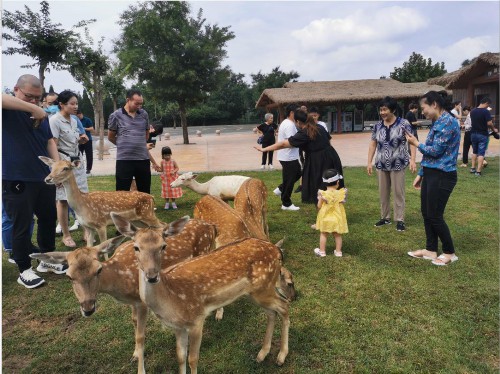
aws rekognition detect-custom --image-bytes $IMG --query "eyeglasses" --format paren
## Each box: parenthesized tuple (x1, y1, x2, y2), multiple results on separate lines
(18, 87, 42, 102)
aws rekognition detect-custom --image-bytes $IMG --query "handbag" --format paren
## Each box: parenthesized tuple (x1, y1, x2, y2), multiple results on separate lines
(257, 136, 263, 144)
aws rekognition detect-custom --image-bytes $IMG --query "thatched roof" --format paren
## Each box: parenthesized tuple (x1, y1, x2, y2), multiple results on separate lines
(255, 78, 447, 109)
(427, 52, 499, 89)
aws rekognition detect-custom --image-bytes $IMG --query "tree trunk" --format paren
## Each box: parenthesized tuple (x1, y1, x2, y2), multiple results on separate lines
(179, 102, 189, 144)
(173, 115, 177, 129)
(38, 64, 46, 93)
(112, 98, 117, 112)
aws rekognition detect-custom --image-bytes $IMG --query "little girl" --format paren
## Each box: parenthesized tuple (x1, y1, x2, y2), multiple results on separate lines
(160, 146, 182, 209)
(314, 169, 348, 257)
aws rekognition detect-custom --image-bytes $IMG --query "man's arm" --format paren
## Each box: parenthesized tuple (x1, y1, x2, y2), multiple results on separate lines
(46, 138, 60, 161)
(2, 94, 46, 119)
(108, 129, 117, 144)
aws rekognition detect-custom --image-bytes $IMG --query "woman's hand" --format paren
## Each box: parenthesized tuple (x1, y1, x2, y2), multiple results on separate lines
(78, 134, 89, 144)
(413, 175, 422, 190)
(366, 164, 373, 176)
(253, 145, 263, 152)
(405, 132, 419, 147)
(409, 160, 417, 173)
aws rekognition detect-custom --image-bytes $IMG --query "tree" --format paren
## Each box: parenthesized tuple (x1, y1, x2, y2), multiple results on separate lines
(461, 59, 472, 67)
(66, 28, 109, 160)
(2, 1, 94, 90)
(115, 1, 235, 144)
(390, 52, 446, 83)
(102, 62, 127, 112)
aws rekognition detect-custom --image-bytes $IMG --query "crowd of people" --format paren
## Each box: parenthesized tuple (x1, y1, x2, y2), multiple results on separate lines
(2, 72, 498, 288)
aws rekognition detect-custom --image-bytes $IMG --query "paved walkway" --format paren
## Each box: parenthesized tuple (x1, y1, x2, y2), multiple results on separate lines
(88, 127, 499, 176)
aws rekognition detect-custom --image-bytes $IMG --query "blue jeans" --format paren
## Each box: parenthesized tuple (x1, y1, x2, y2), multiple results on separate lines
(471, 132, 488, 157)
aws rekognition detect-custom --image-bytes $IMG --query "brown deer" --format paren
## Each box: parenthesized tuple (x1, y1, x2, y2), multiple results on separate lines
(233, 177, 269, 238)
(31, 218, 218, 374)
(112, 213, 290, 374)
(39, 156, 161, 247)
(194, 195, 296, 301)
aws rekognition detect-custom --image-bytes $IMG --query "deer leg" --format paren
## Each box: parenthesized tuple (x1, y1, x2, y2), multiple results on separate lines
(187, 320, 205, 374)
(276, 305, 290, 366)
(256, 309, 276, 363)
(131, 303, 148, 374)
(96, 226, 108, 244)
(85, 227, 97, 248)
(173, 328, 188, 374)
(214, 307, 224, 321)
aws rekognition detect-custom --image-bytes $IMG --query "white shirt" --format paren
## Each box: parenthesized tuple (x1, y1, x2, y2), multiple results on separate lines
(277, 118, 299, 161)
(318, 121, 328, 132)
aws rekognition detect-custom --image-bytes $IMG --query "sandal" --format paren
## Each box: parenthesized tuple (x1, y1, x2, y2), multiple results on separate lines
(313, 248, 326, 257)
(407, 250, 436, 260)
(334, 250, 342, 257)
(432, 254, 458, 266)
(62, 237, 76, 248)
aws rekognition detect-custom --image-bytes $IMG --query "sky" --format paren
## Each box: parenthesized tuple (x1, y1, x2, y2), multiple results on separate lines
(2, 0, 499, 94)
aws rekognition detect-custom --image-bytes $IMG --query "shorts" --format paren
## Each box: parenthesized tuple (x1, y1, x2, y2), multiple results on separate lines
(471, 132, 488, 156)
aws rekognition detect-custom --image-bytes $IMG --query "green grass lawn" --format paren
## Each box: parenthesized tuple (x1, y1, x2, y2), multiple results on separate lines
(3, 159, 499, 373)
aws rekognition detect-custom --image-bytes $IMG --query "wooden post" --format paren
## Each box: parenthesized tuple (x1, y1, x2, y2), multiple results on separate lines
(336, 103, 342, 134)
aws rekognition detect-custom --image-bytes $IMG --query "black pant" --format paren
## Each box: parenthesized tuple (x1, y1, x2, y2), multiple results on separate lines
(261, 151, 274, 165)
(421, 167, 457, 254)
(79, 140, 93, 172)
(116, 160, 151, 194)
(462, 131, 471, 164)
(2, 181, 56, 272)
(278, 160, 301, 207)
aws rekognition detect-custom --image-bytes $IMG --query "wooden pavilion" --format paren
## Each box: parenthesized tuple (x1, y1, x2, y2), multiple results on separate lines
(255, 78, 447, 133)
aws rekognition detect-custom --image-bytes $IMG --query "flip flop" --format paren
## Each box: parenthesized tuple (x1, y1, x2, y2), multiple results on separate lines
(407, 250, 435, 260)
(62, 237, 76, 248)
(432, 254, 458, 266)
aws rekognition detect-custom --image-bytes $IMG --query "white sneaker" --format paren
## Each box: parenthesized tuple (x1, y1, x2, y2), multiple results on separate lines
(36, 261, 68, 275)
(268, 165, 274, 170)
(69, 220, 80, 232)
(281, 204, 300, 211)
(273, 187, 282, 196)
(260, 165, 266, 170)
(55, 224, 62, 234)
(17, 268, 45, 289)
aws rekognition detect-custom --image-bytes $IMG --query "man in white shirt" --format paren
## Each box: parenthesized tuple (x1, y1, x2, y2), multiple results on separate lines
(274, 104, 301, 210)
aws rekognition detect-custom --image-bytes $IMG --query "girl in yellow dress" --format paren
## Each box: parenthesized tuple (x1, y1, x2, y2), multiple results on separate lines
(314, 169, 348, 257)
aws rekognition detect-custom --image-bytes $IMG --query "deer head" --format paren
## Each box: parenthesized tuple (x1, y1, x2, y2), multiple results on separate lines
(111, 212, 189, 283)
(39, 156, 81, 186)
(170, 171, 197, 188)
(30, 236, 125, 317)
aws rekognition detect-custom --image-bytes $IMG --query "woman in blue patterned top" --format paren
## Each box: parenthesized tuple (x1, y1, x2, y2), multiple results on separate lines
(406, 91, 461, 266)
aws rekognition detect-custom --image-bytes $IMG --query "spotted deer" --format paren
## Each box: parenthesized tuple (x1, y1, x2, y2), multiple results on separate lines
(31, 218, 218, 374)
(39, 156, 161, 247)
(112, 213, 290, 374)
(194, 195, 296, 301)
(233, 178, 269, 238)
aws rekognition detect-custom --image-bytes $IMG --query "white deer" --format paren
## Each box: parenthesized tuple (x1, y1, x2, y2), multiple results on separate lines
(31, 218, 218, 374)
(170, 172, 249, 201)
(112, 213, 290, 374)
(40, 156, 161, 247)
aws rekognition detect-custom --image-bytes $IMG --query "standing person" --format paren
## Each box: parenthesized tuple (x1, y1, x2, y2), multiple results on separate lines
(405, 102, 421, 142)
(2, 75, 66, 289)
(158, 146, 182, 209)
(367, 96, 416, 232)
(256, 110, 344, 204)
(406, 91, 461, 266)
(313, 169, 348, 258)
(49, 90, 89, 248)
(272, 104, 301, 211)
(257, 113, 277, 170)
(450, 101, 463, 122)
(470, 97, 497, 176)
(108, 89, 160, 194)
(77, 110, 94, 175)
(459, 106, 472, 167)
(309, 106, 328, 132)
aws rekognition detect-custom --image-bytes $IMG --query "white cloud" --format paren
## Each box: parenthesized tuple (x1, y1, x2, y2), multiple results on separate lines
(291, 6, 428, 52)
(425, 36, 499, 72)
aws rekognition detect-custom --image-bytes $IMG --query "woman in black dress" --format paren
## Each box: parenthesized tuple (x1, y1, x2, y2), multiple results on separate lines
(256, 109, 344, 204)
(257, 113, 278, 170)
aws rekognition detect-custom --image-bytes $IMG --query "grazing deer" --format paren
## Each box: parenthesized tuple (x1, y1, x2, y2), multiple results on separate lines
(112, 213, 290, 374)
(39, 156, 161, 247)
(194, 195, 296, 301)
(170, 172, 249, 201)
(233, 178, 269, 238)
(31, 218, 218, 374)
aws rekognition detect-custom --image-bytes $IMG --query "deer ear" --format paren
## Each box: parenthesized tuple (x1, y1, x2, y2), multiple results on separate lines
(191, 173, 198, 179)
(163, 216, 190, 238)
(130, 220, 150, 229)
(111, 212, 137, 238)
(96, 235, 126, 255)
(31, 251, 70, 264)
(39, 156, 55, 167)
(274, 237, 286, 249)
